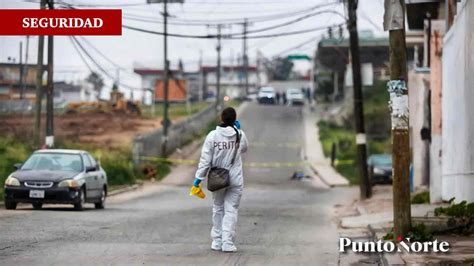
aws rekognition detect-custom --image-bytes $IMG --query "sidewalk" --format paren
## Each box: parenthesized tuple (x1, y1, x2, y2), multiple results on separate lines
(303, 105, 349, 187)
(335, 185, 474, 264)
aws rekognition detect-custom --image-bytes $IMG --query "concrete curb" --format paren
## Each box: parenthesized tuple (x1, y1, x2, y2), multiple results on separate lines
(0, 184, 142, 210)
(108, 184, 141, 197)
(302, 106, 350, 187)
(367, 224, 406, 265)
(309, 163, 350, 187)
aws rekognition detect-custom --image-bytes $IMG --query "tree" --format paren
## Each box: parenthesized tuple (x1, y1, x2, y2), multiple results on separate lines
(86, 71, 104, 96)
(264, 57, 294, 81)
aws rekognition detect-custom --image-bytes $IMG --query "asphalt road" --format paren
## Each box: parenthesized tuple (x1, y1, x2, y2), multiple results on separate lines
(0, 102, 357, 266)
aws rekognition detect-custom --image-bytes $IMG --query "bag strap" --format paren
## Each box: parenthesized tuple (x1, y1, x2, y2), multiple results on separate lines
(230, 126, 241, 166)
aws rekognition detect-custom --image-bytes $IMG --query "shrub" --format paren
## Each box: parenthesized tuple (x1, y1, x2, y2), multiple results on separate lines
(412, 191, 430, 204)
(0, 137, 31, 198)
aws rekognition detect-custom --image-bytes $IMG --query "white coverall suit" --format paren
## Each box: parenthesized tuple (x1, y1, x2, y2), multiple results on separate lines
(195, 125, 248, 248)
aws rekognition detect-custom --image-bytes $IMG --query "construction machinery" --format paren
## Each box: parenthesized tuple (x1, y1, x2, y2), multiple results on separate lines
(67, 91, 141, 115)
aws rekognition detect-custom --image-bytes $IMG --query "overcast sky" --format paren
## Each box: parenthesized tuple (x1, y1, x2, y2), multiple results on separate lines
(0, 0, 385, 93)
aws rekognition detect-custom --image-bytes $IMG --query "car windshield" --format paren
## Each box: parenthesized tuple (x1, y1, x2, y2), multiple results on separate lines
(21, 153, 83, 172)
(260, 88, 274, 93)
(370, 155, 392, 166)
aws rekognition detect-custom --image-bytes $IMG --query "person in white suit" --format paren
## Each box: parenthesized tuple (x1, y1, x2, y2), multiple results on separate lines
(193, 107, 248, 252)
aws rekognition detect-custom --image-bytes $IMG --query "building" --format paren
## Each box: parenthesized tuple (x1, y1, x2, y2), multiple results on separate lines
(440, 0, 474, 202)
(405, 0, 474, 203)
(133, 68, 197, 103)
(53, 81, 97, 103)
(315, 30, 423, 101)
(0, 62, 45, 100)
(201, 65, 259, 99)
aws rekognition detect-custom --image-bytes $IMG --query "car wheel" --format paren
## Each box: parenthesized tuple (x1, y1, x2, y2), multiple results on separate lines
(32, 203, 43, 210)
(74, 187, 86, 211)
(5, 200, 17, 210)
(95, 187, 106, 209)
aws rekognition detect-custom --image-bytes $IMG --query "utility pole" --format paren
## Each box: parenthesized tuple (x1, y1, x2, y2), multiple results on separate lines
(347, 0, 371, 199)
(209, 24, 223, 111)
(146, 0, 183, 156)
(22, 36, 30, 100)
(34, 0, 46, 147)
(45, 0, 54, 148)
(162, 0, 170, 156)
(216, 25, 222, 110)
(242, 18, 249, 95)
(19, 41, 24, 99)
(384, 0, 411, 238)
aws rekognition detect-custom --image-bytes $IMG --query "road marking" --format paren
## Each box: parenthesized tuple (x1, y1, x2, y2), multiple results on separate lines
(140, 156, 309, 168)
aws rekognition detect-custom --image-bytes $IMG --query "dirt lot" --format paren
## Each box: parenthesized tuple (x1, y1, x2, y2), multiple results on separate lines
(0, 113, 178, 149)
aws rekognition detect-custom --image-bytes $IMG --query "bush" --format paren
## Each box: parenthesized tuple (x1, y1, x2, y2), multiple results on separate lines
(0, 137, 32, 199)
(412, 191, 430, 204)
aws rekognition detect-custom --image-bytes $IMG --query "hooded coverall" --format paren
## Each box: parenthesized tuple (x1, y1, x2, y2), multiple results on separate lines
(195, 125, 248, 247)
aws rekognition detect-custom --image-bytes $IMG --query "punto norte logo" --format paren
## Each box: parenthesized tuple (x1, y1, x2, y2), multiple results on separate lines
(339, 237, 450, 253)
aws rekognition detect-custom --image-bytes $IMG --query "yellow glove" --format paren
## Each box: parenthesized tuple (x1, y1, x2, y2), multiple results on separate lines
(189, 184, 206, 199)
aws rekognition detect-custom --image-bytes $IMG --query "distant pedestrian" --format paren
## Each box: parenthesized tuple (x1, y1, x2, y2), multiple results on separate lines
(275, 92, 281, 104)
(282, 93, 287, 105)
(191, 107, 249, 252)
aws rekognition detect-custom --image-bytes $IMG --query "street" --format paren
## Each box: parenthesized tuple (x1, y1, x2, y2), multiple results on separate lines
(0, 102, 357, 265)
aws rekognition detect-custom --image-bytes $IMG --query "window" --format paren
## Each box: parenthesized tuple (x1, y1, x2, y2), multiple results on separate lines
(82, 154, 93, 169)
(22, 153, 83, 172)
(87, 154, 98, 167)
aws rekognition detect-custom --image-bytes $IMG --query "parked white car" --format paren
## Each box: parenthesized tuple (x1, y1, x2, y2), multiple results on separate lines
(285, 88, 305, 106)
(257, 87, 276, 104)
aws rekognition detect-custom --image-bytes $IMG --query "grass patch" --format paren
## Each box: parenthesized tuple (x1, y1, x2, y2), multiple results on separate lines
(142, 101, 212, 119)
(412, 191, 430, 204)
(0, 137, 31, 199)
(317, 79, 393, 184)
(318, 120, 391, 185)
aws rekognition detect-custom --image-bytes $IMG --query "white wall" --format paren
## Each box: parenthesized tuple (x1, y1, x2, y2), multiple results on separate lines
(409, 71, 430, 189)
(206, 71, 258, 85)
(442, 0, 474, 202)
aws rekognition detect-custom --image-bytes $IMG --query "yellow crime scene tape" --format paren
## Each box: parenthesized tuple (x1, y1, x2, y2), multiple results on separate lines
(335, 159, 355, 166)
(249, 142, 302, 148)
(140, 156, 309, 168)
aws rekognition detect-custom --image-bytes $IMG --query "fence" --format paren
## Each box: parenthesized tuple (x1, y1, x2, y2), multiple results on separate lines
(0, 100, 33, 113)
(132, 103, 217, 165)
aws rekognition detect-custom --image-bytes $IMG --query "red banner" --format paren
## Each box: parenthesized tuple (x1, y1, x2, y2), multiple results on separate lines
(0, 9, 122, 36)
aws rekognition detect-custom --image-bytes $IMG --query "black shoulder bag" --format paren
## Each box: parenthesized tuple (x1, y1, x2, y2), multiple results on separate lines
(207, 127, 241, 192)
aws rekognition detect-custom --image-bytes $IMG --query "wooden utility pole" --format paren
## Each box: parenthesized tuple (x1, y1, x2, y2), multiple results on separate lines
(347, 0, 371, 199)
(147, 0, 184, 156)
(34, 0, 46, 147)
(45, 0, 54, 147)
(216, 24, 222, 110)
(162, 0, 170, 156)
(19, 41, 24, 99)
(22, 36, 30, 100)
(242, 18, 249, 95)
(384, 0, 411, 238)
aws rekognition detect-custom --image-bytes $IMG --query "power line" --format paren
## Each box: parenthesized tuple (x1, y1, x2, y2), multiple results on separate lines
(55, 0, 338, 25)
(77, 36, 122, 69)
(68, 36, 94, 73)
(54, 0, 326, 6)
(271, 33, 324, 57)
(123, 22, 346, 39)
(70, 36, 142, 91)
(242, 10, 346, 36)
(123, 9, 346, 33)
(123, 24, 214, 38)
(168, 2, 338, 23)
